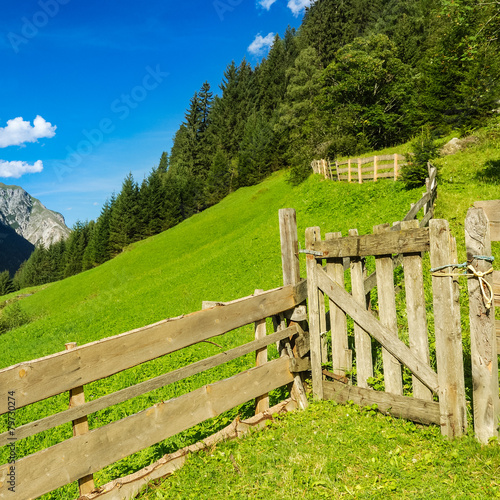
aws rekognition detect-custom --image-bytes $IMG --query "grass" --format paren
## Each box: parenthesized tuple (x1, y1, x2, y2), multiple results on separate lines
(139, 401, 500, 499)
(1, 116, 499, 499)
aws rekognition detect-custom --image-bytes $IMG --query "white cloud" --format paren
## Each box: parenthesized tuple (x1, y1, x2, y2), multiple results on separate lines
(248, 32, 275, 56)
(258, 0, 278, 10)
(287, 0, 312, 16)
(0, 160, 43, 178)
(0, 116, 56, 148)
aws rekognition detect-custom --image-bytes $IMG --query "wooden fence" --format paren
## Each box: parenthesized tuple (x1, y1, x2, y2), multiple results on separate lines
(311, 154, 407, 182)
(303, 198, 499, 443)
(0, 246, 310, 500)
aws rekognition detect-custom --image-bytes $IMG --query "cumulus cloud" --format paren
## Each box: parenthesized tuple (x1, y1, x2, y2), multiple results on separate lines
(0, 160, 43, 178)
(258, 0, 278, 10)
(287, 0, 312, 16)
(0, 115, 56, 148)
(248, 32, 275, 56)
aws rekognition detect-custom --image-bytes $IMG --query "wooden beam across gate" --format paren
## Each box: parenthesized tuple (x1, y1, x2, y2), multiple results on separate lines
(314, 264, 439, 394)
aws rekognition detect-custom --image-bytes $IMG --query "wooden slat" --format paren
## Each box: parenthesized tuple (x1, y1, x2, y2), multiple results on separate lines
(374, 224, 403, 396)
(0, 325, 300, 446)
(305, 226, 324, 400)
(254, 290, 269, 415)
(465, 207, 499, 443)
(326, 232, 351, 377)
(322, 380, 440, 425)
(474, 200, 500, 241)
(315, 265, 439, 393)
(0, 284, 301, 415)
(429, 219, 467, 438)
(401, 220, 433, 401)
(350, 229, 373, 388)
(0, 357, 294, 500)
(310, 227, 430, 258)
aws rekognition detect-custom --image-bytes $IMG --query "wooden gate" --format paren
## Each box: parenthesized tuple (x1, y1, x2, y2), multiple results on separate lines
(305, 219, 468, 439)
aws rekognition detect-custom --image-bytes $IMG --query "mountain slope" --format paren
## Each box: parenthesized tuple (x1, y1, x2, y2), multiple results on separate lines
(0, 182, 71, 249)
(0, 220, 35, 275)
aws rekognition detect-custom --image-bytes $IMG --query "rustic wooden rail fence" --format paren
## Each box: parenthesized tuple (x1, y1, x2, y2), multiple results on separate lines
(1, 200, 498, 499)
(311, 154, 407, 183)
(0, 277, 310, 499)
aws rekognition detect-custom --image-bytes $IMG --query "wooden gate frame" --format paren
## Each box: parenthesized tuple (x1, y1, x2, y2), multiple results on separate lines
(465, 201, 500, 444)
(305, 219, 468, 439)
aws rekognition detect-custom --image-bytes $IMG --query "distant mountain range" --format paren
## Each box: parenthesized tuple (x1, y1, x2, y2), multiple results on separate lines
(0, 183, 71, 275)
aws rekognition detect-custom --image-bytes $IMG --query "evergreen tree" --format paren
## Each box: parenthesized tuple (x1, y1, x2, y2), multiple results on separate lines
(0, 270, 14, 296)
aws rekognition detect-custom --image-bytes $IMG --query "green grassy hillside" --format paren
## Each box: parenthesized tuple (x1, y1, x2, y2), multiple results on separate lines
(1, 118, 499, 499)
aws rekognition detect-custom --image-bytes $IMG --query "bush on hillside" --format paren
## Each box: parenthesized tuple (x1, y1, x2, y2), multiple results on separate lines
(0, 302, 30, 334)
(400, 128, 440, 189)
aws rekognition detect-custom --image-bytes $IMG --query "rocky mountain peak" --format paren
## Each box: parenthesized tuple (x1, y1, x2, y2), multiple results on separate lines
(0, 183, 71, 248)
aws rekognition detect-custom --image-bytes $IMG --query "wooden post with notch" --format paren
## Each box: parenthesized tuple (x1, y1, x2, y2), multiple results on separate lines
(429, 219, 467, 438)
(374, 224, 403, 395)
(305, 226, 324, 399)
(465, 207, 499, 443)
(279, 209, 308, 409)
(65, 342, 95, 496)
(349, 228, 373, 388)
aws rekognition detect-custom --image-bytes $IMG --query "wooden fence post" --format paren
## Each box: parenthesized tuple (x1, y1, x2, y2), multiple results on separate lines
(254, 289, 270, 415)
(65, 342, 95, 496)
(374, 224, 403, 395)
(349, 228, 373, 388)
(326, 232, 351, 376)
(358, 158, 362, 184)
(374, 156, 378, 182)
(429, 220, 467, 438)
(465, 207, 499, 443)
(279, 209, 309, 409)
(305, 226, 324, 400)
(347, 159, 352, 183)
(394, 154, 399, 180)
(401, 220, 433, 401)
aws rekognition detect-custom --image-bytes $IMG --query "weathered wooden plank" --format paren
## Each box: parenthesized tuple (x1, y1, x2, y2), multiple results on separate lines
(310, 228, 430, 258)
(305, 226, 324, 400)
(374, 224, 403, 396)
(401, 221, 432, 401)
(0, 284, 300, 415)
(322, 380, 440, 425)
(349, 229, 373, 389)
(429, 219, 467, 438)
(0, 325, 300, 447)
(279, 209, 301, 286)
(279, 208, 309, 410)
(254, 290, 269, 415)
(465, 207, 499, 444)
(0, 357, 294, 500)
(326, 232, 351, 377)
(315, 265, 439, 393)
(474, 200, 500, 222)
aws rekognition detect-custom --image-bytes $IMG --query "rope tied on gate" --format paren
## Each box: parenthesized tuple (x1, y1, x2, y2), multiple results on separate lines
(430, 256, 495, 310)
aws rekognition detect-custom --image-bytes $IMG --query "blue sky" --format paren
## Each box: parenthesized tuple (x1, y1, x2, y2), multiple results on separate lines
(0, 0, 310, 227)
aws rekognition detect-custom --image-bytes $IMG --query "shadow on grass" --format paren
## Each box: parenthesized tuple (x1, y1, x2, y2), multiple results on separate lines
(475, 159, 500, 183)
